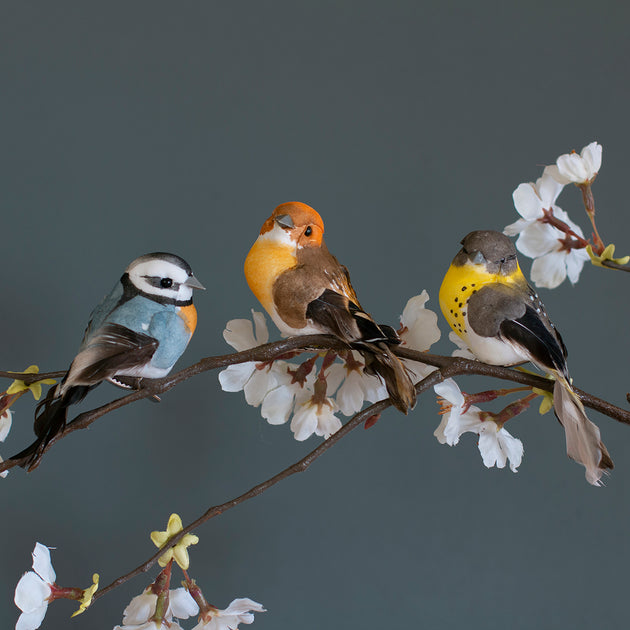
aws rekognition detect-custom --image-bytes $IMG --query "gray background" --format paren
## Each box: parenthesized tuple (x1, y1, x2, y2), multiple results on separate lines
(2, 2, 630, 629)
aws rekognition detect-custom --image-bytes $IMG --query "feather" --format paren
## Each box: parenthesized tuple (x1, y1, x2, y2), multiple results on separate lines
(553, 377, 613, 486)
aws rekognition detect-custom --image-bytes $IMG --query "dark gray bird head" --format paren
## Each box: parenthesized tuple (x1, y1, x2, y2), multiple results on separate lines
(453, 230, 519, 276)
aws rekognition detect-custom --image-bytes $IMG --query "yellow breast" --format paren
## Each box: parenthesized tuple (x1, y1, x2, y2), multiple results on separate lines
(439, 262, 525, 341)
(244, 237, 297, 314)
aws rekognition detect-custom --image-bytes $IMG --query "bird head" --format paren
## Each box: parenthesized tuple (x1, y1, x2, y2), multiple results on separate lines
(259, 202, 325, 250)
(126, 253, 205, 304)
(455, 230, 519, 276)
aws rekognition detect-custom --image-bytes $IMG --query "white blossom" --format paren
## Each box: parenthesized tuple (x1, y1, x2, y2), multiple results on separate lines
(114, 588, 198, 630)
(326, 353, 388, 416)
(433, 379, 524, 473)
(548, 141, 602, 185)
(14, 543, 56, 630)
(290, 390, 341, 441)
(398, 291, 442, 382)
(504, 167, 589, 288)
(192, 598, 266, 630)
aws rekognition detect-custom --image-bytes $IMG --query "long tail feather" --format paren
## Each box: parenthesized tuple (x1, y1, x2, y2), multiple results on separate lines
(360, 342, 416, 414)
(10, 385, 91, 470)
(553, 377, 613, 486)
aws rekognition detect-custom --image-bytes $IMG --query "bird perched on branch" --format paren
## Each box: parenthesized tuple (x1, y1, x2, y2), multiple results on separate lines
(439, 229, 612, 485)
(244, 201, 416, 413)
(12, 252, 205, 469)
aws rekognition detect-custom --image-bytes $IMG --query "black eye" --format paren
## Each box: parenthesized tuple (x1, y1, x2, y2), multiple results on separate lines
(305, 226, 312, 237)
(160, 278, 173, 288)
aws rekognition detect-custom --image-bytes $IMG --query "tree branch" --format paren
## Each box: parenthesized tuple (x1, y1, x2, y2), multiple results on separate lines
(1, 337, 629, 476)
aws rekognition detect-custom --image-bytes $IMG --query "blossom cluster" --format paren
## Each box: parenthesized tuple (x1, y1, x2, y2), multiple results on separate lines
(218, 292, 441, 442)
(504, 141, 601, 288)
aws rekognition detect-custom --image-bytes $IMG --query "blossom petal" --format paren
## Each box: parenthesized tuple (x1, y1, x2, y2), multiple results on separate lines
(478, 424, 507, 469)
(335, 371, 365, 416)
(537, 167, 565, 206)
(260, 384, 296, 425)
(515, 222, 559, 258)
(582, 141, 602, 175)
(503, 217, 530, 237)
(399, 291, 441, 351)
(290, 403, 319, 441)
(169, 587, 199, 619)
(433, 378, 465, 408)
(32, 544, 55, 584)
(243, 367, 277, 407)
(122, 592, 157, 624)
(14, 573, 50, 614)
(222, 319, 256, 352)
(530, 251, 567, 288)
(16, 607, 48, 630)
(251, 310, 269, 346)
(565, 248, 589, 284)
(512, 183, 543, 219)
(218, 363, 255, 392)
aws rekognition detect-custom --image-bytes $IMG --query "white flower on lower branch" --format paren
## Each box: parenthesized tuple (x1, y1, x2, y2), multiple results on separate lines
(433, 379, 524, 473)
(14, 543, 56, 630)
(192, 598, 265, 630)
(114, 588, 198, 630)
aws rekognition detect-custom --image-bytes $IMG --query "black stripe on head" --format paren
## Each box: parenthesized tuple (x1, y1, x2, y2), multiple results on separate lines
(119, 273, 192, 307)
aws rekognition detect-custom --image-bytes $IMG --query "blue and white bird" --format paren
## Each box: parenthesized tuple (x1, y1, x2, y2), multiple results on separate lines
(13, 252, 204, 469)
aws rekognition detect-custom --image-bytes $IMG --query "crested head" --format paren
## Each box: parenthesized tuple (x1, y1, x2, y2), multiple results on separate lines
(454, 230, 519, 275)
(258, 201, 325, 249)
(126, 252, 204, 304)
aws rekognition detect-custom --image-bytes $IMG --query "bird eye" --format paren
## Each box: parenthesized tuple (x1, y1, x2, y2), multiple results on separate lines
(304, 226, 312, 237)
(161, 278, 173, 288)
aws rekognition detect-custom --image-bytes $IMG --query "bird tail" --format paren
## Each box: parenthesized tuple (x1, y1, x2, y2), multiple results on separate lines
(10, 384, 90, 470)
(553, 376, 613, 486)
(360, 341, 417, 414)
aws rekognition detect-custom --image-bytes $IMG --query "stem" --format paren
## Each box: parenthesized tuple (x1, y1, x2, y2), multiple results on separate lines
(579, 182, 605, 253)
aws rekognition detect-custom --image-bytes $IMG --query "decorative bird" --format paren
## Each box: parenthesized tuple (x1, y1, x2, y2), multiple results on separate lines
(244, 201, 416, 413)
(12, 252, 204, 469)
(439, 229, 612, 485)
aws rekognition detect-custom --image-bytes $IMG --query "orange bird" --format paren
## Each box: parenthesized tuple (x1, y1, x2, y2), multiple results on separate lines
(244, 201, 416, 413)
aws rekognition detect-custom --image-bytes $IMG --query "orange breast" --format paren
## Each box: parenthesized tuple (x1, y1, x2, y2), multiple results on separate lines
(244, 238, 297, 313)
(178, 304, 198, 334)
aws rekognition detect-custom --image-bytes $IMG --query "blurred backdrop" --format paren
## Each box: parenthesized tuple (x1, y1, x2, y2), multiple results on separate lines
(2, 2, 630, 629)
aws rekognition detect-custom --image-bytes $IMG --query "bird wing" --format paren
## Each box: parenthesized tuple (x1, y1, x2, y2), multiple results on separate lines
(468, 283, 567, 375)
(62, 322, 158, 392)
(306, 288, 390, 343)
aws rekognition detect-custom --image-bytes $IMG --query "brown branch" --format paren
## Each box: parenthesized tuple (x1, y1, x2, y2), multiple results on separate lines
(601, 259, 630, 273)
(0, 370, 67, 383)
(2, 337, 629, 474)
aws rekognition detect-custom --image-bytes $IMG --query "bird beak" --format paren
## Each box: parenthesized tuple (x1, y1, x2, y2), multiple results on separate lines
(185, 275, 206, 290)
(275, 214, 294, 229)
(471, 251, 485, 265)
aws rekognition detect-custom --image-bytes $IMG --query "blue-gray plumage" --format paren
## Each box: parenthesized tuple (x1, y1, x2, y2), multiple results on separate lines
(12, 252, 204, 470)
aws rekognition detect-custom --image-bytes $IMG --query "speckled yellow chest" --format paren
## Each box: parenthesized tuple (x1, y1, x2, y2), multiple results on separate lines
(244, 237, 297, 312)
(439, 262, 524, 341)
